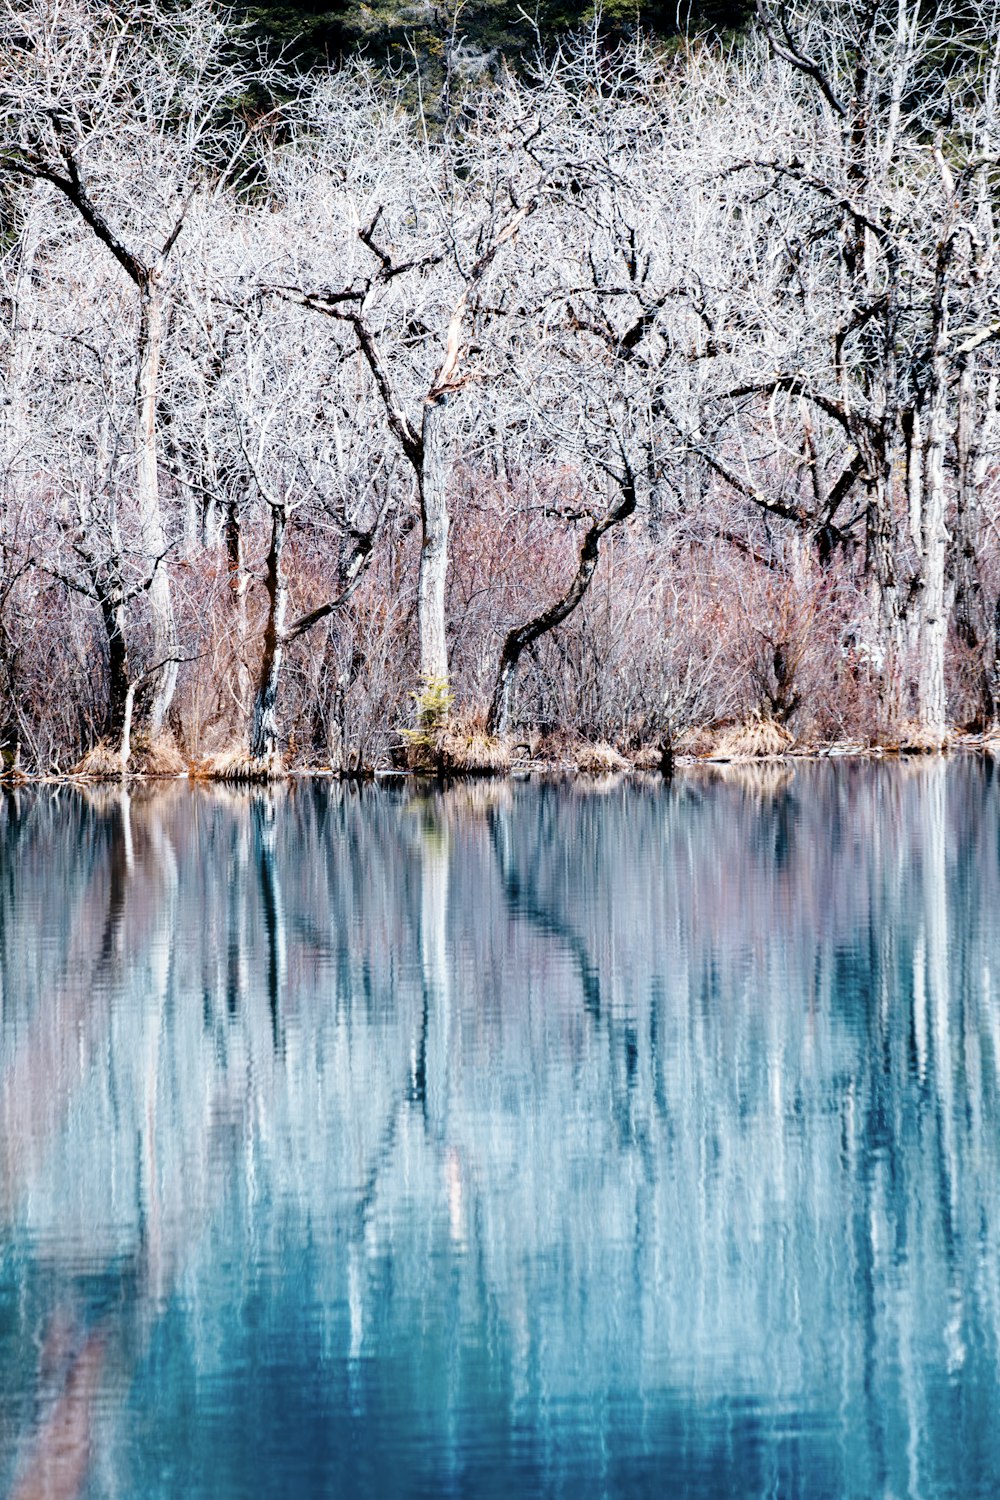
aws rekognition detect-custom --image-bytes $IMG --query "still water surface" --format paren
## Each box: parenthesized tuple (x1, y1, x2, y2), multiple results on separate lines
(1, 762, 1000, 1497)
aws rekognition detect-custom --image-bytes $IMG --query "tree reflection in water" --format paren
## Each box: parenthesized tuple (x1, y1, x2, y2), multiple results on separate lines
(1, 762, 1000, 1498)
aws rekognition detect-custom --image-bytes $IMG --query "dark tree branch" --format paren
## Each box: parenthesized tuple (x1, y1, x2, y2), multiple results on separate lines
(756, 0, 846, 117)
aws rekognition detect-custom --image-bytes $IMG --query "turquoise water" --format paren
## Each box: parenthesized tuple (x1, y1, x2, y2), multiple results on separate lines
(1, 763, 1000, 1497)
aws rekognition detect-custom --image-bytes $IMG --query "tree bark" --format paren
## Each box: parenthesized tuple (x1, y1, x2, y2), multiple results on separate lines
(916, 233, 955, 746)
(23, 158, 183, 739)
(953, 356, 978, 639)
(417, 394, 451, 685)
(867, 464, 905, 730)
(952, 354, 998, 726)
(101, 591, 130, 745)
(136, 271, 178, 734)
(249, 505, 288, 762)
(225, 497, 251, 723)
(488, 482, 636, 737)
(919, 372, 949, 742)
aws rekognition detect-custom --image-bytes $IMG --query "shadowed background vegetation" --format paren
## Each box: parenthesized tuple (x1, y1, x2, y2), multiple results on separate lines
(241, 0, 756, 68)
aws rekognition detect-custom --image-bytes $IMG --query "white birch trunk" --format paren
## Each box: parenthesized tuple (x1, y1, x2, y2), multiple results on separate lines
(136, 271, 178, 734)
(418, 395, 451, 685)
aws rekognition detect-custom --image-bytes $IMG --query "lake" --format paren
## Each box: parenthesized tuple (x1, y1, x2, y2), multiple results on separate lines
(1, 762, 1000, 1498)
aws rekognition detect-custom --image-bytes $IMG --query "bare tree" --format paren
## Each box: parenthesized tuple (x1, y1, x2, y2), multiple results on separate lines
(271, 65, 553, 704)
(3, 9, 1000, 768)
(222, 300, 397, 763)
(742, 0, 1000, 739)
(0, 0, 275, 751)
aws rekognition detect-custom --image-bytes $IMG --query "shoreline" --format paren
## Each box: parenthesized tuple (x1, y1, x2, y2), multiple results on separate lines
(3, 733, 1000, 788)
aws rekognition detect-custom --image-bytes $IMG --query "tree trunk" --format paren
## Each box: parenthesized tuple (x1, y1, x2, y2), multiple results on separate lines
(96, 484, 130, 748)
(867, 465, 905, 730)
(916, 269, 952, 746)
(973, 374, 1000, 726)
(953, 356, 997, 726)
(100, 591, 130, 746)
(136, 271, 178, 734)
(249, 505, 288, 762)
(918, 378, 949, 742)
(119, 677, 141, 774)
(906, 406, 923, 555)
(953, 357, 979, 642)
(488, 483, 636, 737)
(225, 498, 251, 724)
(417, 395, 451, 685)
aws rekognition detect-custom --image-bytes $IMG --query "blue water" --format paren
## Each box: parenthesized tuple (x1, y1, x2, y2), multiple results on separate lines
(1, 762, 1000, 1497)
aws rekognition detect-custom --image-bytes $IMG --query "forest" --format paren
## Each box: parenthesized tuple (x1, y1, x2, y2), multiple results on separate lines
(2, 0, 1000, 776)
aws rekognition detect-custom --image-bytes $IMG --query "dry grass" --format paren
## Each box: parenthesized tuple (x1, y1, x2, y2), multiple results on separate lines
(403, 709, 517, 776)
(71, 742, 125, 779)
(632, 744, 662, 770)
(703, 717, 794, 760)
(439, 728, 516, 775)
(674, 725, 718, 757)
(71, 734, 187, 780)
(195, 746, 283, 782)
(130, 735, 187, 777)
(573, 741, 630, 774)
(632, 741, 674, 772)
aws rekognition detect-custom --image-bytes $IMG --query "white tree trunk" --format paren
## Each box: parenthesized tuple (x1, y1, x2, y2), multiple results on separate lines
(418, 395, 451, 685)
(918, 350, 950, 744)
(136, 272, 178, 734)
